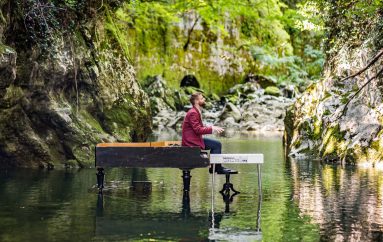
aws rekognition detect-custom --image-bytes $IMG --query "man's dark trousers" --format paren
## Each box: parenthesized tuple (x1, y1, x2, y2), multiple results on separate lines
(203, 137, 221, 154)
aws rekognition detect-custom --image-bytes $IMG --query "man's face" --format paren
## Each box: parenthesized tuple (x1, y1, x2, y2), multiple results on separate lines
(196, 94, 206, 107)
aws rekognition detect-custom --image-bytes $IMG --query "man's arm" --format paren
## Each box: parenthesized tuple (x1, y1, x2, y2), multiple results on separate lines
(189, 112, 213, 135)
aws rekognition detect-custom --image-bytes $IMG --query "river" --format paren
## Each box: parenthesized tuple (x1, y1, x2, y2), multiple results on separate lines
(0, 131, 382, 241)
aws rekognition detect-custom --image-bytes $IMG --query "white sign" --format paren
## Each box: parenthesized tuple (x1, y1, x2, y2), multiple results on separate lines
(209, 154, 264, 164)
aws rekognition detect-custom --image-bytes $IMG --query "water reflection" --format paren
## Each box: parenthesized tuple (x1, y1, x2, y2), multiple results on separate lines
(290, 158, 383, 241)
(94, 184, 210, 240)
(209, 187, 262, 241)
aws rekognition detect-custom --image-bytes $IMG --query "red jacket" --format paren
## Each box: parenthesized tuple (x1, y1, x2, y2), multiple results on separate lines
(182, 106, 212, 149)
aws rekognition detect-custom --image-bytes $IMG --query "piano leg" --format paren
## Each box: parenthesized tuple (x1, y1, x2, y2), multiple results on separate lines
(96, 167, 105, 193)
(182, 169, 192, 192)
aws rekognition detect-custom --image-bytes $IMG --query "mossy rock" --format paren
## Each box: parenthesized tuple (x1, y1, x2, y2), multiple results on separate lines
(104, 95, 151, 142)
(209, 93, 221, 102)
(265, 86, 281, 96)
(223, 94, 239, 104)
(174, 89, 189, 110)
(183, 86, 205, 95)
(0, 44, 15, 56)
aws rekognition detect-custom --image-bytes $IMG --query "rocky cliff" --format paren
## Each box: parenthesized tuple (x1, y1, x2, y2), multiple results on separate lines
(284, 2, 383, 165)
(0, 0, 151, 168)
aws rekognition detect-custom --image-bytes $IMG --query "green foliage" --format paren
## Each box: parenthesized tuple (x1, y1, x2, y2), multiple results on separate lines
(305, 0, 383, 54)
(250, 44, 324, 85)
(105, 0, 325, 92)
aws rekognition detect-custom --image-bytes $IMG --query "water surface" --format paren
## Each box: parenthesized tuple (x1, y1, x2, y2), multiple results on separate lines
(0, 132, 382, 241)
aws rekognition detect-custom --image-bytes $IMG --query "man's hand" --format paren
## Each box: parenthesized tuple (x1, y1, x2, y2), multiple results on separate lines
(212, 126, 224, 134)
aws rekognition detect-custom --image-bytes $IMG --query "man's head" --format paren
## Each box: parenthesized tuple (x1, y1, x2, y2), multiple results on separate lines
(190, 92, 206, 107)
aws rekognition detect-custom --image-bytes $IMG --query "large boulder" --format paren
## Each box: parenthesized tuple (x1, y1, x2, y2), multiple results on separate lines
(144, 75, 191, 114)
(244, 73, 277, 89)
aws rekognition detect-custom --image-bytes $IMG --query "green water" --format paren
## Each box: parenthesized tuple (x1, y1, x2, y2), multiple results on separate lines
(0, 133, 382, 241)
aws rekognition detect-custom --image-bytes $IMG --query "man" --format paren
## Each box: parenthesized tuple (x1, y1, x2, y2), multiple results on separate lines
(181, 92, 235, 174)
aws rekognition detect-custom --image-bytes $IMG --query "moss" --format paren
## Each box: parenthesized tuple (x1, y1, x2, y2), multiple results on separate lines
(183, 86, 205, 95)
(292, 139, 301, 148)
(323, 136, 337, 157)
(319, 124, 347, 159)
(0, 44, 15, 55)
(323, 91, 331, 99)
(312, 118, 322, 140)
(209, 92, 220, 101)
(223, 94, 239, 104)
(340, 96, 349, 104)
(323, 109, 331, 116)
(265, 86, 281, 96)
(331, 124, 345, 140)
(104, 94, 151, 142)
(104, 7, 132, 62)
(78, 110, 105, 133)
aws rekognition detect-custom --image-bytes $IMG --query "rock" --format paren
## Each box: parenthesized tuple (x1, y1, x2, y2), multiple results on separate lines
(264, 86, 282, 96)
(219, 102, 241, 122)
(242, 111, 256, 122)
(183, 86, 205, 95)
(209, 92, 221, 101)
(244, 73, 277, 89)
(281, 84, 299, 98)
(174, 89, 189, 110)
(284, 40, 383, 164)
(222, 117, 238, 127)
(0, 6, 152, 168)
(167, 111, 186, 128)
(144, 75, 177, 111)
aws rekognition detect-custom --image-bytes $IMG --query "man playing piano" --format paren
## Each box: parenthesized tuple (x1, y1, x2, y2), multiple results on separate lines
(181, 92, 236, 174)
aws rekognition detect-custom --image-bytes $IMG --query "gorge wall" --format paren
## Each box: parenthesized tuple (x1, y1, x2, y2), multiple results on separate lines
(284, 2, 383, 165)
(0, 0, 151, 168)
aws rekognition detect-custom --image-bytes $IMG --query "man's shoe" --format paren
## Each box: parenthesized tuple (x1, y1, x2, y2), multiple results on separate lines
(209, 166, 238, 174)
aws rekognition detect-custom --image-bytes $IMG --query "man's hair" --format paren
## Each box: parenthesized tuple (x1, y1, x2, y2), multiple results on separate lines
(190, 92, 202, 105)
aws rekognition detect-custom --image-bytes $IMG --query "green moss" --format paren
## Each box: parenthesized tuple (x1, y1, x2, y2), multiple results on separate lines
(371, 140, 380, 151)
(323, 109, 331, 116)
(0, 44, 14, 54)
(292, 139, 301, 148)
(320, 124, 347, 159)
(209, 92, 220, 101)
(323, 91, 331, 99)
(341, 96, 349, 104)
(312, 118, 322, 140)
(104, 7, 132, 62)
(323, 136, 337, 157)
(79, 110, 104, 133)
(104, 94, 151, 141)
(223, 94, 239, 104)
(265, 86, 281, 96)
(331, 124, 345, 140)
